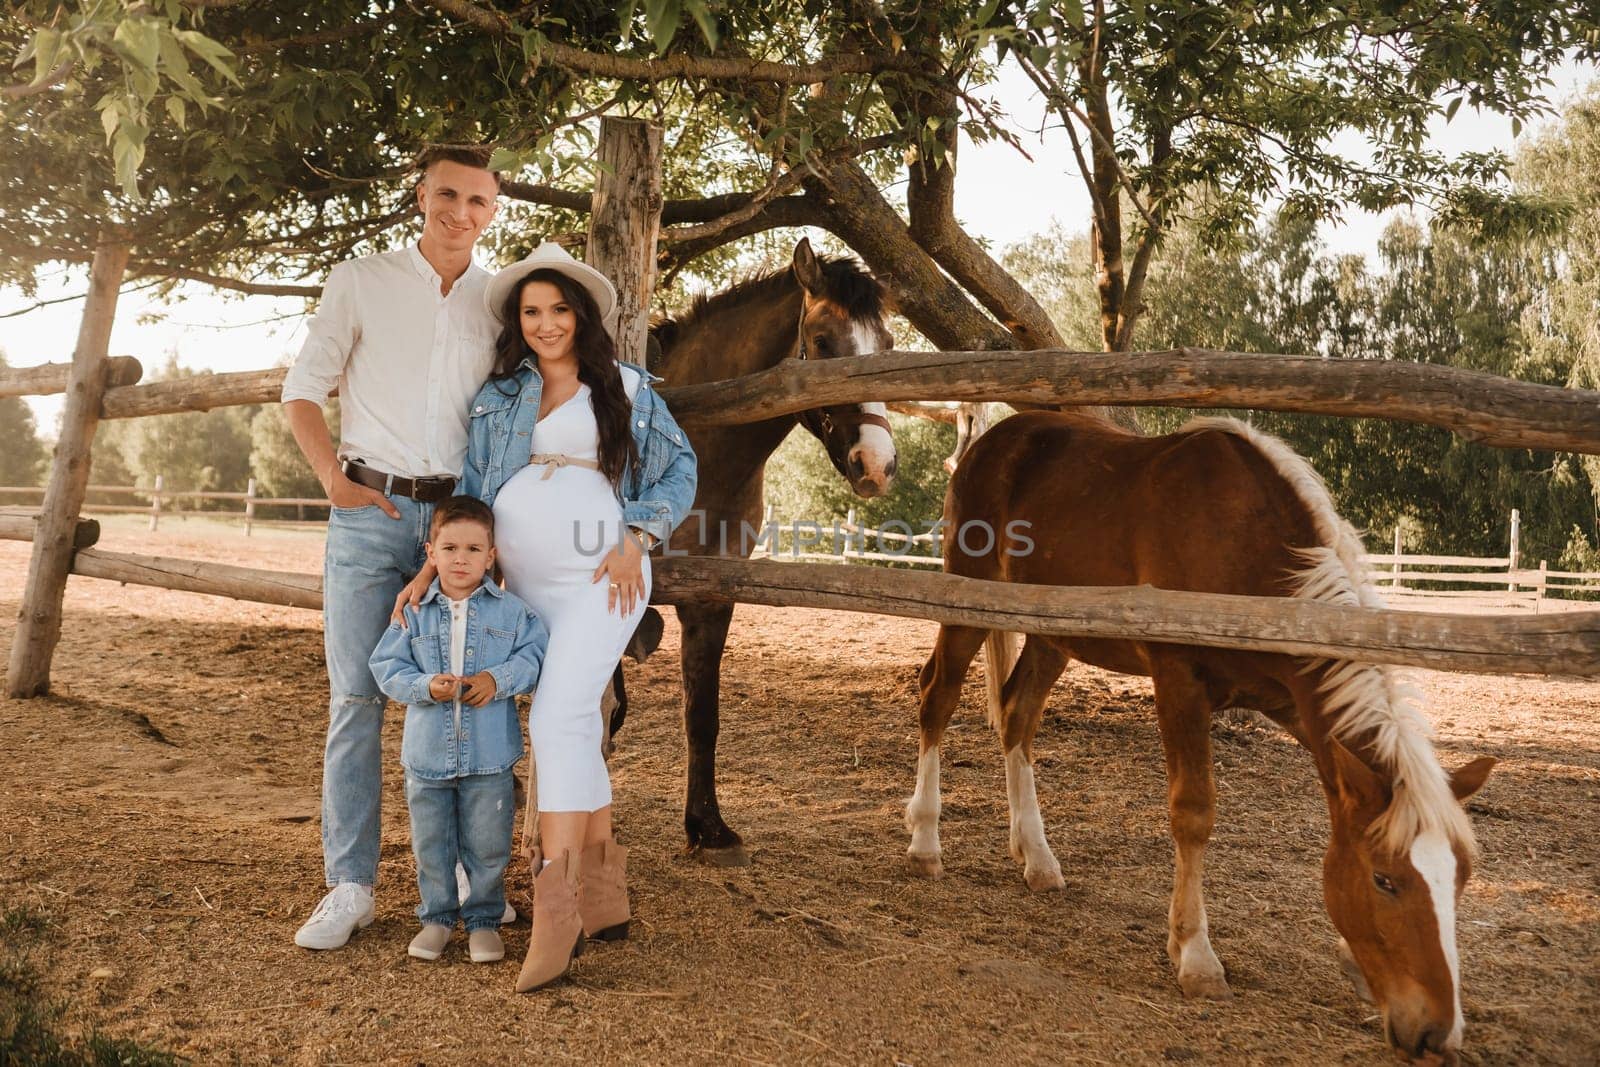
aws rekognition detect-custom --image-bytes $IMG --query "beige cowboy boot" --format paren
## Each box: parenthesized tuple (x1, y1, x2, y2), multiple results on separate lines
(514, 849, 583, 992)
(579, 840, 630, 942)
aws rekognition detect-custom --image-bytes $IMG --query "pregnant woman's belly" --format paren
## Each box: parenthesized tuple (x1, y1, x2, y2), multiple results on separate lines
(493, 463, 626, 604)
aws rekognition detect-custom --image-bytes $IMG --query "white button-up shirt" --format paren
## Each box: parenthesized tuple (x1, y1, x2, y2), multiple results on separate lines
(281, 243, 499, 479)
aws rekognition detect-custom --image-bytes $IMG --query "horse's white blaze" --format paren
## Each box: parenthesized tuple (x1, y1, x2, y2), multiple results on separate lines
(1410, 829, 1464, 1048)
(906, 747, 942, 859)
(849, 400, 896, 482)
(1004, 746, 1060, 883)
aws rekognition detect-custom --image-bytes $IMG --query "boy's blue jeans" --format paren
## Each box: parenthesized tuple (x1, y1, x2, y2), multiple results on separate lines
(321, 498, 432, 887)
(405, 770, 515, 930)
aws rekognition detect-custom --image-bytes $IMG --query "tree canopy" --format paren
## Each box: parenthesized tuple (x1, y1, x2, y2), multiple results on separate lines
(7, 0, 1597, 360)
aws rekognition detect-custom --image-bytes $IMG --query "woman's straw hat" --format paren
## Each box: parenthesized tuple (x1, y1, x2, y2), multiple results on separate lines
(484, 241, 617, 324)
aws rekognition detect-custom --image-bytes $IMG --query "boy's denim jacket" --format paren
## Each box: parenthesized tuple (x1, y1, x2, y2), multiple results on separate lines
(460, 361, 698, 547)
(369, 576, 547, 781)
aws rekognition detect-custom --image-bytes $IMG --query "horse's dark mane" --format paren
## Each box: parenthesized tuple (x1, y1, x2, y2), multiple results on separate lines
(651, 256, 884, 357)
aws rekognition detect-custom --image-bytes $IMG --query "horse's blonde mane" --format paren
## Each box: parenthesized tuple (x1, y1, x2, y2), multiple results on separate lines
(1180, 416, 1475, 858)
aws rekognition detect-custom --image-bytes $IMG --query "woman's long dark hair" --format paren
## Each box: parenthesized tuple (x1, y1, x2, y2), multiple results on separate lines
(492, 268, 639, 488)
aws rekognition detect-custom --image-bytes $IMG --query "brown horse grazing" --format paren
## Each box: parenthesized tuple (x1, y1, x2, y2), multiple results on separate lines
(907, 410, 1495, 1064)
(651, 238, 897, 863)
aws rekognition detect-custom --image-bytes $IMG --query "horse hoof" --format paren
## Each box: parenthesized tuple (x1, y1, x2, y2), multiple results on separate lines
(906, 853, 943, 879)
(1178, 972, 1232, 1001)
(1023, 866, 1066, 892)
(691, 842, 751, 868)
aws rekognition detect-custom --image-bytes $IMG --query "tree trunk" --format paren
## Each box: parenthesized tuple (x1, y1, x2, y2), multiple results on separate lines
(587, 117, 663, 367)
(7, 239, 131, 697)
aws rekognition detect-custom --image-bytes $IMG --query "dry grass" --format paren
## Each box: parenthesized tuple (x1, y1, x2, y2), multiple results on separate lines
(0, 523, 1595, 1065)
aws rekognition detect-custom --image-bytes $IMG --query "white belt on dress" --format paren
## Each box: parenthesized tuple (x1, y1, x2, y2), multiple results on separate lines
(527, 452, 602, 480)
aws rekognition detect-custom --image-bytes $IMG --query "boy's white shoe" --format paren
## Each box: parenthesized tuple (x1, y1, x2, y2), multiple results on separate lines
(468, 928, 505, 963)
(456, 862, 517, 924)
(408, 924, 453, 961)
(294, 883, 375, 950)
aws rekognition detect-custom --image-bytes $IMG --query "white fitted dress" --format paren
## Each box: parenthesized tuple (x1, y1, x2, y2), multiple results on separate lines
(492, 375, 649, 813)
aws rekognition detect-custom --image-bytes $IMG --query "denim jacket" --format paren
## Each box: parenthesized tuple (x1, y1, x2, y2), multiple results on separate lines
(369, 576, 547, 781)
(459, 361, 698, 546)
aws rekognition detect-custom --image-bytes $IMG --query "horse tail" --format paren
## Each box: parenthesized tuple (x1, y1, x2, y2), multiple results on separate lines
(1181, 416, 1473, 857)
(983, 630, 1017, 732)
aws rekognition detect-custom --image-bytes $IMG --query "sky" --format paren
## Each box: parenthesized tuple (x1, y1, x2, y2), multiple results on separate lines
(6, 57, 1595, 436)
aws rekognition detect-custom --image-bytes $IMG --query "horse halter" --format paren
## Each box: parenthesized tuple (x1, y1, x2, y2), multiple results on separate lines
(794, 317, 893, 440)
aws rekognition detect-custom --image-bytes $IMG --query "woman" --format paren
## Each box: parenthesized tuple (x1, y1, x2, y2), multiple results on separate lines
(398, 242, 697, 991)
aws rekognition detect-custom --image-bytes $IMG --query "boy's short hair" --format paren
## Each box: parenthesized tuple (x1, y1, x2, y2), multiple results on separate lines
(430, 496, 495, 541)
(413, 144, 503, 188)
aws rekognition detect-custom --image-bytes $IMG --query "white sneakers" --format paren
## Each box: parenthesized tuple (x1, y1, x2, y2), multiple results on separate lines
(408, 923, 452, 961)
(456, 862, 517, 925)
(296, 874, 515, 952)
(294, 883, 376, 950)
(407, 925, 505, 963)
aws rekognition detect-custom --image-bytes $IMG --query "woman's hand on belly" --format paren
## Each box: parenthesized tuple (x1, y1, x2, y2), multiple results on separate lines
(591, 530, 647, 616)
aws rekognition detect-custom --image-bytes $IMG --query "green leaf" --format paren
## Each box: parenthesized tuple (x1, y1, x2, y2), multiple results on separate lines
(100, 99, 121, 143)
(173, 29, 239, 86)
(1445, 96, 1462, 122)
(486, 147, 525, 173)
(644, 0, 681, 54)
(112, 125, 148, 200)
(112, 17, 160, 75)
(683, 0, 720, 49)
(22, 28, 62, 83)
(165, 95, 187, 130)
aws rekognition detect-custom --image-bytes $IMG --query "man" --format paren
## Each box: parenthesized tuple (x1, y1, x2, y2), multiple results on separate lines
(282, 146, 502, 949)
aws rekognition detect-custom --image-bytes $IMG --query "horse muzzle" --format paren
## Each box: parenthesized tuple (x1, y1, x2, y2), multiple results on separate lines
(1385, 1008, 1460, 1066)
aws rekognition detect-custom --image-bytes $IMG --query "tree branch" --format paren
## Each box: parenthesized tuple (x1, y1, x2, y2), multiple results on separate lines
(658, 196, 835, 280)
(3, 58, 74, 98)
(132, 264, 321, 298)
(421, 0, 919, 83)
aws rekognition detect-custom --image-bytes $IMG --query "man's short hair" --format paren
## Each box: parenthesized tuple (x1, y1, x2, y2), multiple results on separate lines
(430, 495, 495, 541)
(413, 144, 502, 189)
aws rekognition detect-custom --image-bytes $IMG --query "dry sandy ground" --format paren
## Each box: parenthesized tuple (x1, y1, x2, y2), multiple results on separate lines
(0, 518, 1596, 1065)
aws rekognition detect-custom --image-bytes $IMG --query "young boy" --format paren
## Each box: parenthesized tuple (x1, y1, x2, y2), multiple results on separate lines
(369, 496, 547, 964)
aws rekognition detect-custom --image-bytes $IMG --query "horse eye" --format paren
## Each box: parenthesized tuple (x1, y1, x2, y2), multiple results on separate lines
(812, 335, 832, 355)
(1373, 872, 1398, 896)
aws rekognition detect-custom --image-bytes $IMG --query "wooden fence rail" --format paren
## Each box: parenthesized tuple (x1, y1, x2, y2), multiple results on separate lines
(10, 348, 1600, 454)
(1, 519, 1594, 677)
(0, 482, 328, 534)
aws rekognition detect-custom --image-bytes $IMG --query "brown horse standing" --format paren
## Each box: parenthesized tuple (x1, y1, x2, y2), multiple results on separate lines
(652, 239, 897, 863)
(907, 411, 1494, 1064)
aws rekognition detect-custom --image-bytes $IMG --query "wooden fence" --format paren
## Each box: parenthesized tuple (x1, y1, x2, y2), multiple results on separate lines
(8, 345, 1600, 692)
(751, 507, 1600, 610)
(0, 482, 326, 534)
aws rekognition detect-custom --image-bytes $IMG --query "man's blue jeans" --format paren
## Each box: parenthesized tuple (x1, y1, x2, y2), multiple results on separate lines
(404, 770, 515, 930)
(321, 498, 432, 887)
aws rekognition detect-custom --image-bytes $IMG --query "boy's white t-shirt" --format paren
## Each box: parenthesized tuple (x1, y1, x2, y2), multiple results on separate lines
(448, 598, 469, 713)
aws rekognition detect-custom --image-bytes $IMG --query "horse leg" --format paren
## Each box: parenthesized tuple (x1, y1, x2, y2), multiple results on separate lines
(677, 599, 749, 866)
(906, 624, 986, 878)
(998, 636, 1070, 892)
(1150, 656, 1230, 1000)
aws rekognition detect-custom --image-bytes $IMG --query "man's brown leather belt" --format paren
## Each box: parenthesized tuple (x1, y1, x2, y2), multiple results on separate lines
(342, 461, 457, 503)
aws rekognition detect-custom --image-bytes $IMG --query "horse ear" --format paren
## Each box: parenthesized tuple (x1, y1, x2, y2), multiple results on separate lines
(793, 237, 824, 295)
(1449, 756, 1496, 802)
(1329, 739, 1390, 820)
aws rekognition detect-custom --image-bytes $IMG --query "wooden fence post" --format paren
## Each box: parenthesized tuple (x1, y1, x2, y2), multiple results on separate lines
(7, 239, 132, 698)
(1392, 525, 1403, 589)
(244, 477, 257, 537)
(1508, 507, 1520, 592)
(586, 116, 663, 368)
(1536, 560, 1548, 612)
(148, 474, 163, 532)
